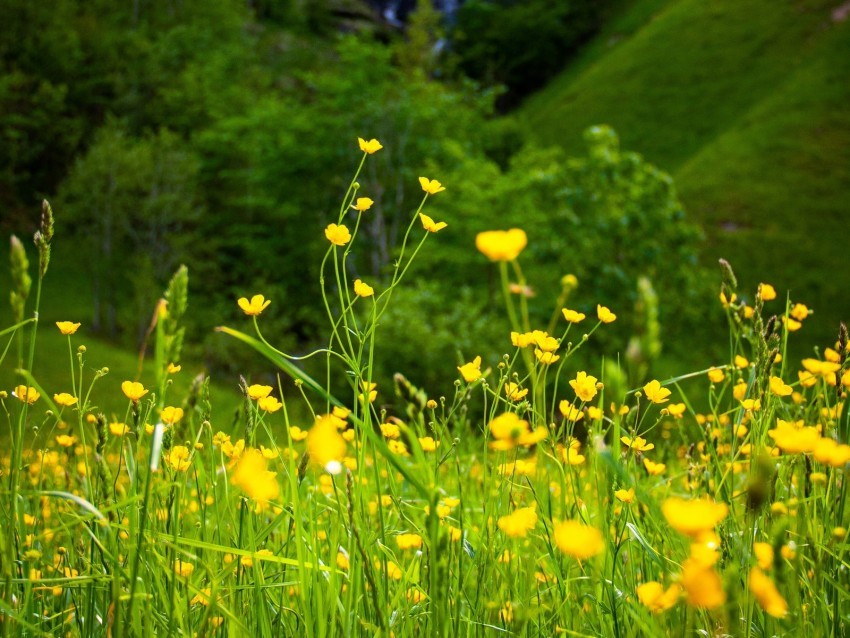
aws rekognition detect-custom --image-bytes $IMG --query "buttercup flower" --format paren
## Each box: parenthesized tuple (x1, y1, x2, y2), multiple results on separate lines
(562, 308, 586, 323)
(325, 223, 351, 246)
(56, 321, 80, 335)
(358, 138, 383, 154)
(553, 520, 605, 559)
(475, 229, 527, 262)
(14, 385, 40, 404)
(53, 393, 77, 408)
(247, 384, 273, 400)
(749, 567, 788, 618)
(504, 382, 528, 401)
(637, 582, 680, 613)
(489, 412, 547, 450)
(161, 406, 184, 425)
(498, 507, 538, 538)
(662, 497, 728, 538)
(121, 381, 148, 402)
(166, 446, 191, 472)
(597, 305, 617, 323)
(458, 356, 482, 383)
(643, 380, 671, 404)
(238, 294, 271, 316)
(759, 283, 776, 301)
(307, 415, 347, 474)
(570, 371, 598, 403)
(353, 197, 373, 212)
(419, 177, 445, 195)
(419, 213, 447, 233)
(353, 279, 374, 297)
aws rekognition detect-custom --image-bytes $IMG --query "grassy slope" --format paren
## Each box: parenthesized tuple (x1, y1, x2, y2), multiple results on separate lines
(519, 0, 850, 347)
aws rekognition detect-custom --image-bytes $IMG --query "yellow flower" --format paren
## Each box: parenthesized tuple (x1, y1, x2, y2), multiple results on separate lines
(504, 382, 528, 401)
(790, 303, 810, 321)
(353, 197, 374, 212)
(707, 367, 726, 383)
(681, 559, 725, 609)
(237, 294, 271, 316)
(109, 422, 129, 437)
(768, 420, 820, 454)
(359, 381, 377, 403)
(289, 426, 308, 442)
(749, 567, 787, 618)
(418, 212, 447, 233)
(498, 507, 538, 538)
(615, 488, 635, 504)
(307, 415, 347, 474)
(489, 412, 547, 450)
(336, 551, 350, 570)
(258, 396, 282, 413)
(643, 458, 666, 475)
(734, 355, 749, 369)
(167, 363, 182, 374)
(596, 305, 617, 323)
(221, 438, 245, 460)
(418, 176, 445, 195)
(55, 434, 76, 448)
(570, 371, 598, 403)
(353, 279, 374, 297)
(535, 349, 560, 365)
(325, 223, 351, 246)
(769, 376, 793, 397)
(759, 283, 776, 301)
(783, 316, 802, 331)
(418, 436, 439, 452)
(14, 385, 40, 404)
(358, 137, 383, 154)
(636, 582, 680, 613)
(161, 406, 184, 425)
(666, 403, 686, 418)
(553, 520, 605, 559)
(475, 229, 527, 262)
(754, 542, 774, 570)
(166, 446, 191, 472)
(396, 533, 423, 550)
(457, 356, 482, 383)
(174, 560, 194, 578)
(562, 308, 586, 323)
(53, 393, 77, 408)
(812, 438, 850, 467)
(230, 448, 280, 509)
(621, 435, 654, 452)
(121, 381, 148, 402)
(559, 401, 584, 422)
(247, 384, 273, 400)
(56, 321, 81, 335)
(662, 497, 728, 538)
(643, 380, 671, 404)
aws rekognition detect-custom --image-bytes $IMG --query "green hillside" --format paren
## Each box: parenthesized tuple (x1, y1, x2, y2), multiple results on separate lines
(519, 0, 850, 347)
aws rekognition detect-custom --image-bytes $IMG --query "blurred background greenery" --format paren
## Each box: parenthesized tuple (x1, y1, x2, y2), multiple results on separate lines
(1, 0, 847, 408)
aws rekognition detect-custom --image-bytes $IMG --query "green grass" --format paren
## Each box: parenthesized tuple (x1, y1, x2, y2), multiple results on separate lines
(518, 0, 850, 347)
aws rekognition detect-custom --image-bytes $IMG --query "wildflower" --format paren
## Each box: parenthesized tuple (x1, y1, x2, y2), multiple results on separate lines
(258, 396, 282, 412)
(385, 560, 403, 580)
(759, 283, 776, 301)
(754, 542, 774, 570)
(419, 213, 447, 233)
(553, 520, 605, 559)
(534, 349, 560, 365)
(769, 376, 793, 397)
(504, 382, 528, 401)
(418, 436, 439, 452)
(396, 533, 423, 550)
(735, 355, 749, 369)
(790, 303, 810, 321)
(231, 448, 280, 509)
(498, 507, 538, 538)
(662, 498, 728, 538)
(783, 316, 802, 331)
(14, 385, 40, 404)
(741, 398, 761, 411)
(615, 488, 635, 504)
(53, 393, 77, 408)
(768, 420, 820, 454)
(570, 371, 598, 403)
(167, 363, 182, 374)
(55, 434, 76, 447)
(241, 549, 274, 568)
(307, 415, 347, 474)
(56, 321, 80, 335)
(749, 567, 788, 618)
(109, 422, 129, 437)
(418, 177, 445, 195)
(353, 197, 373, 212)
(812, 438, 850, 467)
(587, 405, 603, 420)
(597, 305, 617, 323)
(475, 229, 528, 262)
(643, 458, 666, 476)
(237, 294, 271, 316)
(336, 551, 350, 570)
(221, 438, 245, 460)
(680, 559, 725, 609)
(247, 384, 273, 400)
(174, 560, 194, 578)
(643, 380, 671, 404)
(488, 412, 547, 450)
(161, 406, 184, 425)
(166, 446, 191, 472)
(358, 138, 382, 154)
(636, 582, 681, 613)
(562, 308, 586, 323)
(707, 368, 726, 383)
(559, 401, 584, 422)
(621, 435, 655, 452)
(667, 403, 686, 418)
(325, 223, 351, 246)
(353, 278, 374, 298)
(191, 588, 212, 606)
(380, 422, 401, 439)
(359, 381, 377, 403)
(458, 356, 482, 383)
(121, 381, 148, 402)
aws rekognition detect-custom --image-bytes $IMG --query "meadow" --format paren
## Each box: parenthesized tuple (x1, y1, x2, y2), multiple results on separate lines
(1, 139, 848, 637)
